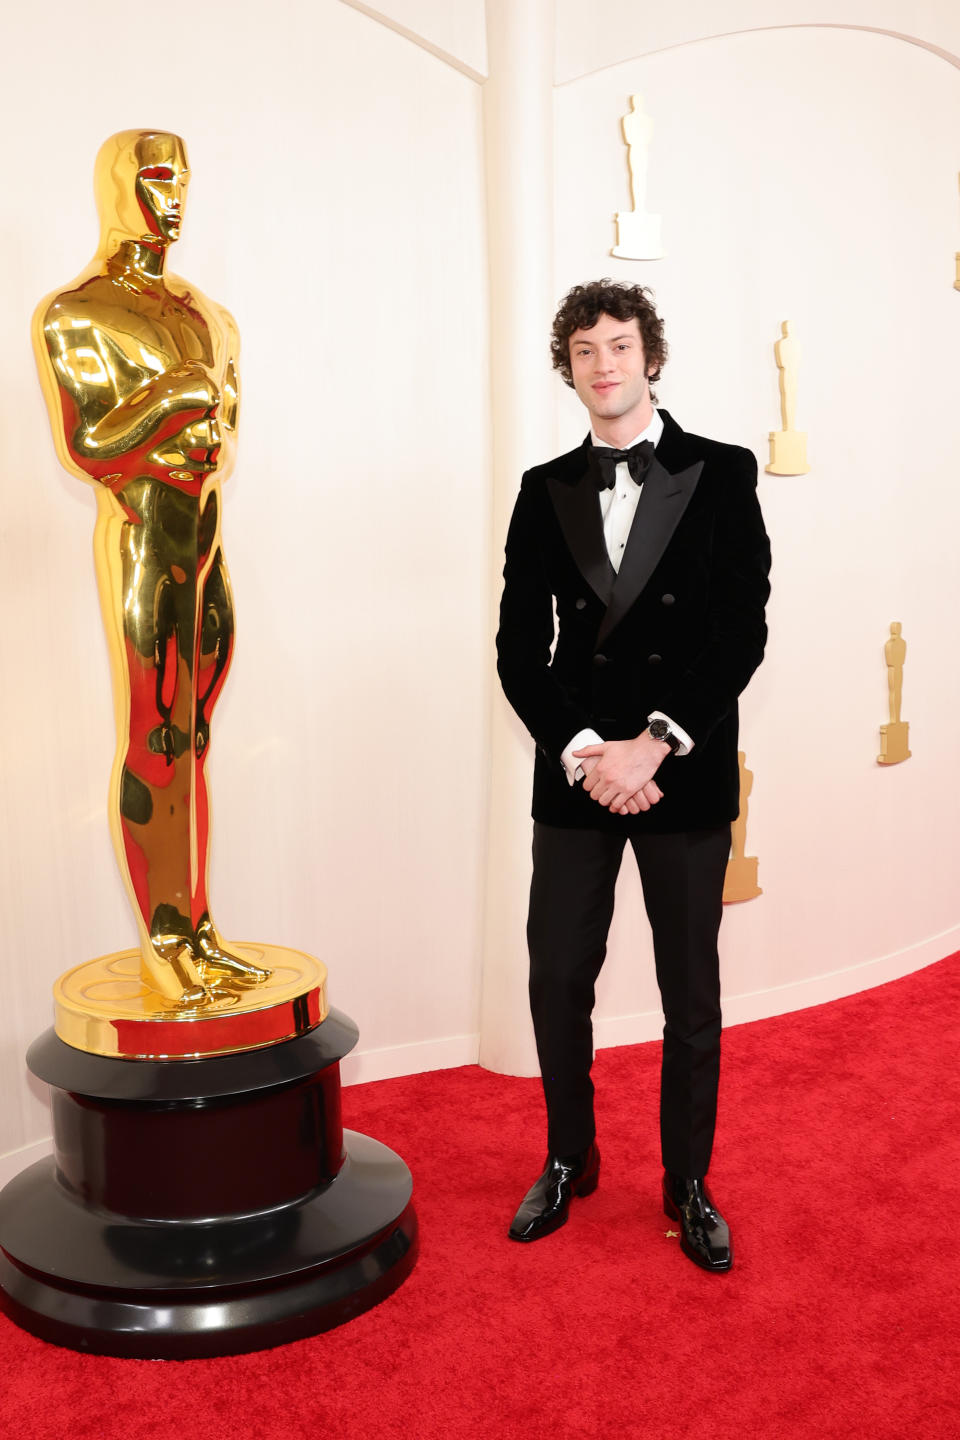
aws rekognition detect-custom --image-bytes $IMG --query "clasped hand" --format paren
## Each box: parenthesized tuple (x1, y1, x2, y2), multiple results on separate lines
(573, 732, 670, 815)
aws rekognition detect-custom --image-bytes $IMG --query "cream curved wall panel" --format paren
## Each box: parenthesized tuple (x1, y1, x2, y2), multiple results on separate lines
(554, 1, 960, 87)
(553, 24, 960, 1041)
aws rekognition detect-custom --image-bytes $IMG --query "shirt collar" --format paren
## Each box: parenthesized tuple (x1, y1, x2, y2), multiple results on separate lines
(590, 408, 663, 451)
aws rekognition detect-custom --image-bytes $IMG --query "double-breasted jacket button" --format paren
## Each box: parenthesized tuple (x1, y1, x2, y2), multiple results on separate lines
(593, 652, 608, 667)
(661, 593, 675, 606)
(575, 598, 587, 610)
(647, 652, 662, 665)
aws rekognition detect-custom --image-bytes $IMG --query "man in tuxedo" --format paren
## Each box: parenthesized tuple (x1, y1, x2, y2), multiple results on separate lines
(496, 280, 770, 1271)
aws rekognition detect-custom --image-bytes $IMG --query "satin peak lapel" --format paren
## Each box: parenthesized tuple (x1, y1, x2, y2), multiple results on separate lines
(595, 454, 703, 647)
(546, 469, 615, 605)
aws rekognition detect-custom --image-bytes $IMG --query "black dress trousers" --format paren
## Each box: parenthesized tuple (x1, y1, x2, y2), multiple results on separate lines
(526, 820, 731, 1177)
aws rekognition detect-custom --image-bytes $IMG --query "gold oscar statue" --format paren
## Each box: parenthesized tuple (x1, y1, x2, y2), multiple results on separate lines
(877, 621, 911, 765)
(611, 93, 664, 260)
(2, 133, 414, 1359)
(33, 130, 326, 1056)
(723, 751, 762, 903)
(765, 320, 810, 475)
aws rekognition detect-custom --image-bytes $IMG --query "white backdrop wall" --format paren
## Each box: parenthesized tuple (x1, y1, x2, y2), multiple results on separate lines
(2, 0, 959, 1182)
(0, 0, 489, 1177)
(551, 22, 960, 1048)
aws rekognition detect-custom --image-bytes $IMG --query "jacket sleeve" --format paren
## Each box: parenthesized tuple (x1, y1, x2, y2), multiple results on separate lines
(654, 447, 770, 745)
(496, 476, 594, 763)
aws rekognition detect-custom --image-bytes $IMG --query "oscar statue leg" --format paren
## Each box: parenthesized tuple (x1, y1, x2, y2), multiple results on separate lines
(107, 480, 207, 1004)
(191, 519, 269, 987)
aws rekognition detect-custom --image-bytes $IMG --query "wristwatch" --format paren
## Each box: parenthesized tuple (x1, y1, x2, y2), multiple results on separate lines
(648, 718, 682, 754)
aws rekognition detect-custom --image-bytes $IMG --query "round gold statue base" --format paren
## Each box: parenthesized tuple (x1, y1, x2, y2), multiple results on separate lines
(54, 944, 327, 1059)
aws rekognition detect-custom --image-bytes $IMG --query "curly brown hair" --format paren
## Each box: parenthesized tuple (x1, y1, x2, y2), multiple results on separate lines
(550, 280, 668, 397)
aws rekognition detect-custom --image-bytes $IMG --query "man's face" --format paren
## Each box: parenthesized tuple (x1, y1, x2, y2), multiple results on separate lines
(568, 314, 653, 431)
(135, 141, 189, 244)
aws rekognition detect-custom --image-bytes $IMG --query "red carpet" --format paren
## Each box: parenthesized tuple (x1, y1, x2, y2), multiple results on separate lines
(2, 954, 959, 1439)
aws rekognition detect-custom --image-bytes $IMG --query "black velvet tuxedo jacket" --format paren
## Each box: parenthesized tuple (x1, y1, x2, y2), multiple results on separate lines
(496, 410, 771, 834)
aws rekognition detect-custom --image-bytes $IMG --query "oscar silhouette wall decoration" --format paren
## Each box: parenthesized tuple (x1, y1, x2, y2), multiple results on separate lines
(877, 621, 911, 765)
(766, 321, 810, 475)
(722, 751, 762, 903)
(0, 130, 416, 1359)
(611, 94, 664, 260)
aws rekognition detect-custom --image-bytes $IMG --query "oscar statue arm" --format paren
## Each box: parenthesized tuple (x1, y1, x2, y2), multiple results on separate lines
(62, 358, 219, 462)
(33, 296, 221, 472)
(216, 304, 240, 436)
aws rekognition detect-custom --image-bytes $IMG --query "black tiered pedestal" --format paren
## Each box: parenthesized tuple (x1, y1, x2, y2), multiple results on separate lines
(0, 1009, 417, 1357)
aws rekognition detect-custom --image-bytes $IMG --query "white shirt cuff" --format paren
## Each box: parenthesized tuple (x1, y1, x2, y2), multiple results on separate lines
(561, 727, 604, 785)
(648, 711, 694, 756)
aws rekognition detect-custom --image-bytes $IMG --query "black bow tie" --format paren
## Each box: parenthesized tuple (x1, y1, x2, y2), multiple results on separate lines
(588, 439, 655, 491)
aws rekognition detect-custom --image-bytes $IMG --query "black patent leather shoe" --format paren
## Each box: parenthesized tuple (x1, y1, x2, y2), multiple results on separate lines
(663, 1172, 732, 1272)
(508, 1143, 600, 1242)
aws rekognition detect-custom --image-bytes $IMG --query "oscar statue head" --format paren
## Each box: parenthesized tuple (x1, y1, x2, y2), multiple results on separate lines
(93, 129, 190, 258)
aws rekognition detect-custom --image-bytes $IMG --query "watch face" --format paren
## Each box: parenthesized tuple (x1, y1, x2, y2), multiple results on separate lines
(650, 720, 678, 750)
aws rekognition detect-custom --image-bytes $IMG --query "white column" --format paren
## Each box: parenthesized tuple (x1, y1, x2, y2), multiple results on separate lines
(479, 0, 557, 1075)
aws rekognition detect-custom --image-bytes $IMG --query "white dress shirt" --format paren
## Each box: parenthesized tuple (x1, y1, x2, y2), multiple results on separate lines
(560, 410, 694, 785)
